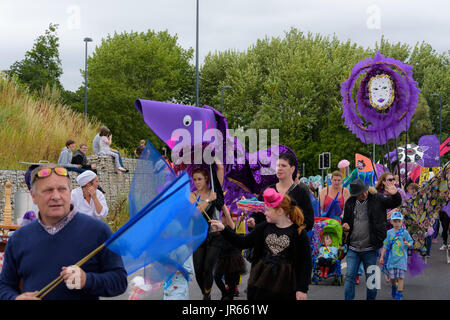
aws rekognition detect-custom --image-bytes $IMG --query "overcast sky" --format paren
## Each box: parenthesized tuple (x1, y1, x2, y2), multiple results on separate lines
(1, 0, 449, 92)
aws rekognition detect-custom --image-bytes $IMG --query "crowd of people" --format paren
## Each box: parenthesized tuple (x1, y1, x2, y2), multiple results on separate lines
(0, 132, 448, 301)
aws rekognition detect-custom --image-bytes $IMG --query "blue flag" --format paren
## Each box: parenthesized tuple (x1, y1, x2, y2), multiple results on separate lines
(128, 140, 177, 218)
(106, 170, 208, 283)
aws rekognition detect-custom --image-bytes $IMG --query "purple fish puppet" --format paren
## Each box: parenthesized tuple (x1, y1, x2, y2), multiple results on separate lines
(135, 99, 298, 215)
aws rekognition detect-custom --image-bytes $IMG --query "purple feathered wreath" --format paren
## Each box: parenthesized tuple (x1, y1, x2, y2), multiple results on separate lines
(341, 51, 420, 145)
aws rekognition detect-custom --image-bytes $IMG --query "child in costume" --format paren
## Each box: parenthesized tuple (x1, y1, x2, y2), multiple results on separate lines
(379, 211, 413, 300)
(316, 233, 338, 278)
(214, 205, 247, 300)
(162, 247, 194, 300)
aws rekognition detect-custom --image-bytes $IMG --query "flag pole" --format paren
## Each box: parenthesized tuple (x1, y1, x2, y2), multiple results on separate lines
(36, 244, 106, 299)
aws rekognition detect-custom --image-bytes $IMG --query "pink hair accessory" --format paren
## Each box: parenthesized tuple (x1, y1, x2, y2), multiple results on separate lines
(263, 188, 283, 208)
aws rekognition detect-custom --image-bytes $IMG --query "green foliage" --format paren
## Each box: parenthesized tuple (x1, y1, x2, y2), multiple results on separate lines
(199, 28, 450, 176)
(103, 193, 129, 232)
(81, 30, 195, 152)
(7, 23, 63, 94)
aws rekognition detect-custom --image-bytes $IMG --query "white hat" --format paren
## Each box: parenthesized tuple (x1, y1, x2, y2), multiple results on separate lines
(76, 170, 97, 187)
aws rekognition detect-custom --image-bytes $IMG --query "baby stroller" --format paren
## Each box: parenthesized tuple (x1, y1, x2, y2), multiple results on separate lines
(310, 217, 347, 285)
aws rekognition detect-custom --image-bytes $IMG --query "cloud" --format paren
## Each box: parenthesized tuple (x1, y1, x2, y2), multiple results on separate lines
(1, 0, 448, 91)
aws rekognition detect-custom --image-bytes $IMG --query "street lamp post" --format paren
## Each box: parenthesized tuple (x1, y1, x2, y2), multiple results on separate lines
(83, 37, 93, 124)
(432, 93, 442, 166)
(221, 86, 232, 113)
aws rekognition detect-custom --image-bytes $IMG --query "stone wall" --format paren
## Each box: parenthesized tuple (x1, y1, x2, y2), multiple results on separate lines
(0, 156, 138, 221)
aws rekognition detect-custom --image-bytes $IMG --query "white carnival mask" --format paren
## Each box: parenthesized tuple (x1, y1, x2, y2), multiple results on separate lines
(368, 74, 394, 110)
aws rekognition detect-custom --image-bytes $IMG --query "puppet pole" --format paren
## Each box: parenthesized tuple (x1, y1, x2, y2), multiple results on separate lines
(394, 136, 402, 189)
(385, 141, 392, 173)
(405, 123, 409, 185)
(364, 133, 378, 181)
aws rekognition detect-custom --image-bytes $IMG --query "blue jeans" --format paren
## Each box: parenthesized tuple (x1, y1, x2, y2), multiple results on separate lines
(344, 249, 379, 300)
(67, 167, 86, 174)
(112, 150, 124, 167)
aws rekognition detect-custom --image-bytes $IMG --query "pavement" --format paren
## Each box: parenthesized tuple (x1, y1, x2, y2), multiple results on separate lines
(103, 240, 450, 301)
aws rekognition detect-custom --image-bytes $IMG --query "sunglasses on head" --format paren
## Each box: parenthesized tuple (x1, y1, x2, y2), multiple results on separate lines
(35, 167, 68, 179)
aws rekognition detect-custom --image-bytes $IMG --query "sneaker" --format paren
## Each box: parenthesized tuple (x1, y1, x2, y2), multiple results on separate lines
(440, 244, 447, 251)
(118, 166, 127, 172)
(391, 285, 398, 298)
(395, 291, 403, 300)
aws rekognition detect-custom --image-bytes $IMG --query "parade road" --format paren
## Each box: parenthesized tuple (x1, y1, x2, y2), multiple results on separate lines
(104, 241, 450, 301)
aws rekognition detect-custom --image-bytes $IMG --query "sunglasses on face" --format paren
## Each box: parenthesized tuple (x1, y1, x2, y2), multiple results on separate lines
(386, 178, 395, 182)
(35, 167, 68, 179)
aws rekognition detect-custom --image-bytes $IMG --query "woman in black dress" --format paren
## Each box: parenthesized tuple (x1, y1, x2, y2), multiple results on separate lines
(248, 152, 315, 233)
(211, 188, 312, 300)
(189, 164, 225, 300)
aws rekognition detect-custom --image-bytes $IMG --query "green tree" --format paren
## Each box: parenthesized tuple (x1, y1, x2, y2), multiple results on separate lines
(83, 30, 195, 151)
(199, 28, 449, 176)
(7, 23, 63, 93)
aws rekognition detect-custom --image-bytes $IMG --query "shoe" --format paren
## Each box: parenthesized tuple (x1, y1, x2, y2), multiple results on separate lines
(355, 274, 359, 285)
(203, 293, 211, 300)
(323, 267, 329, 278)
(395, 291, 403, 300)
(118, 166, 127, 172)
(319, 267, 324, 278)
(234, 286, 240, 297)
(440, 244, 447, 251)
(391, 284, 398, 298)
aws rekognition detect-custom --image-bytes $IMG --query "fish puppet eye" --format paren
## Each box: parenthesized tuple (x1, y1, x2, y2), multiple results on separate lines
(183, 115, 192, 127)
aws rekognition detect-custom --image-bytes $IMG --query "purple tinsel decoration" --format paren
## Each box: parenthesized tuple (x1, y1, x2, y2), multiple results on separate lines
(341, 51, 420, 145)
(407, 250, 429, 277)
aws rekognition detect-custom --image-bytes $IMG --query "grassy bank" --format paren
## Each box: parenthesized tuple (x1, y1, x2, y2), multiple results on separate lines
(0, 74, 102, 169)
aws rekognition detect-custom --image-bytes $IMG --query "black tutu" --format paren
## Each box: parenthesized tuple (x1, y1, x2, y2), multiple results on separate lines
(215, 242, 247, 275)
(247, 255, 297, 300)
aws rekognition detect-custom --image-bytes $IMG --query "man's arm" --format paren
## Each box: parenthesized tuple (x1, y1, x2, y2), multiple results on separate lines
(58, 150, 79, 168)
(0, 238, 26, 300)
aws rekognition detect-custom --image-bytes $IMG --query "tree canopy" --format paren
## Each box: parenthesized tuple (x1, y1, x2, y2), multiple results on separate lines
(7, 23, 63, 93)
(81, 30, 195, 151)
(199, 29, 449, 175)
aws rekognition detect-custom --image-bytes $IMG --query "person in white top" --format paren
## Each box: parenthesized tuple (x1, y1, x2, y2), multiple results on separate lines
(96, 127, 127, 173)
(71, 170, 109, 219)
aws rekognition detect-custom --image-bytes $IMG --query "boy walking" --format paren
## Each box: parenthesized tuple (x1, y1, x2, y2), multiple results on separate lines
(379, 211, 413, 300)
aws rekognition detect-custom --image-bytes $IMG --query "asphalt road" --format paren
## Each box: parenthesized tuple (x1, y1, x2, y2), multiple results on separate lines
(104, 241, 450, 301)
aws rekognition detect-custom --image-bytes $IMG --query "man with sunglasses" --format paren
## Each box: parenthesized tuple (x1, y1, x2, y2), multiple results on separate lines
(0, 164, 127, 300)
(342, 178, 402, 300)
